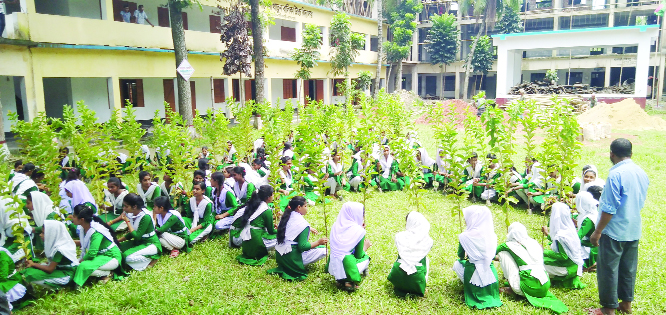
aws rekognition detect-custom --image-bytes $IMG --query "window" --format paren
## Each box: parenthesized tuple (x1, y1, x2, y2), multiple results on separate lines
(531, 73, 546, 82)
(283, 79, 297, 99)
(210, 15, 221, 34)
(158, 7, 169, 27)
(213, 79, 226, 103)
(281, 26, 296, 42)
(370, 36, 379, 52)
(333, 79, 345, 96)
(120, 79, 144, 107)
(565, 72, 583, 84)
(444, 76, 455, 91)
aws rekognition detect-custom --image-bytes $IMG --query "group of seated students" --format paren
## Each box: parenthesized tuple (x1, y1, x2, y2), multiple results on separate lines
(1, 131, 605, 312)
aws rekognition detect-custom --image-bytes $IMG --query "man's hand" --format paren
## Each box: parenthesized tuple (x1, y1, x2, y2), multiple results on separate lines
(590, 230, 602, 247)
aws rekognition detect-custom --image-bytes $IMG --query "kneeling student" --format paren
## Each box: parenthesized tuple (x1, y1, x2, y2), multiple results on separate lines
(118, 193, 162, 271)
(153, 196, 191, 257)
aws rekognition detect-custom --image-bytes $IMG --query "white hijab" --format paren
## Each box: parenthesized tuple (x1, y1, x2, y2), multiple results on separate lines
(275, 212, 310, 255)
(395, 211, 433, 275)
(505, 222, 549, 285)
(416, 148, 435, 169)
(0, 198, 32, 245)
(549, 202, 584, 275)
(575, 191, 599, 230)
(328, 158, 344, 174)
(328, 202, 366, 280)
(435, 149, 448, 171)
(580, 165, 605, 193)
(234, 180, 249, 201)
(43, 220, 79, 266)
(378, 146, 394, 179)
(80, 221, 116, 260)
(30, 191, 58, 228)
(458, 205, 497, 287)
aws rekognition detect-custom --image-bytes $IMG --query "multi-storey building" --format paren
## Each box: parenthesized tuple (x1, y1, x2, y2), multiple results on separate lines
(392, 0, 663, 101)
(0, 0, 384, 132)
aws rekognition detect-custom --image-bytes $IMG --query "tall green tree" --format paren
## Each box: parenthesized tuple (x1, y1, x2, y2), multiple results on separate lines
(220, 4, 253, 104)
(385, 0, 422, 91)
(496, 4, 522, 34)
(426, 13, 459, 96)
(466, 35, 493, 94)
(459, 0, 495, 100)
(292, 24, 323, 103)
(167, 0, 200, 125)
(329, 12, 365, 103)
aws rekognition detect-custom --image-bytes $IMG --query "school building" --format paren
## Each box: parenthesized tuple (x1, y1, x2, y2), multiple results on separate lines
(0, 0, 384, 132)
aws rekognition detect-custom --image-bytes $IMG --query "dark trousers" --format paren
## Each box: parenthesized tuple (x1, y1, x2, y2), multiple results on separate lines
(0, 13, 6, 38)
(597, 234, 639, 309)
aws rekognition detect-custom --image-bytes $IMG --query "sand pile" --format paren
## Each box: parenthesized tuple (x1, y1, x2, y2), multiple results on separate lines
(577, 99, 666, 131)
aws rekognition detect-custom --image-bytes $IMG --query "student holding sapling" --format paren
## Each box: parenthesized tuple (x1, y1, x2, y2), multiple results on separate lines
(462, 152, 484, 200)
(136, 171, 161, 212)
(452, 205, 502, 309)
(387, 211, 433, 297)
(433, 149, 451, 190)
(267, 196, 328, 281)
(416, 148, 435, 189)
(233, 185, 278, 266)
(7, 159, 23, 181)
(103, 177, 129, 231)
(325, 149, 349, 200)
(159, 169, 186, 210)
(372, 146, 404, 192)
(210, 172, 239, 231)
(479, 153, 502, 203)
(58, 147, 74, 180)
(495, 222, 569, 314)
(117, 193, 161, 271)
(575, 189, 601, 272)
(71, 204, 124, 286)
(222, 140, 237, 166)
(277, 156, 298, 210)
(541, 202, 586, 289)
(10, 162, 38, 201)
(0, 198, 32, 262)
(64, 173, 98, 212)
(525, 167, 561, 208)
(153, 196, 191, 257)
(0, 245, 26, 311)
(327, 202, 372, 292)
(301, 166, 321, 206)
(185, 181, 214, 244)
(347, 150, 370, 192)
(22, 220, 79, 290)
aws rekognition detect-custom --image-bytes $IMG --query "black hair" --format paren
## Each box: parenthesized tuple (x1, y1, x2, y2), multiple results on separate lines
(281, 156, 292, 165)
(73, 204, 121, 249)
(486, 153, 497, 160)
(139, 171, 151, 182)
(107, 177, 125, 189)
(153, 196, 173, 213)
(193, 170, 206, 182)
(211, 172, 225, 198)
(198, 158, 210, 171)
(583, 165, 597, 176)
(13, 160, 23, 169)
(282, 142, 292, 155)
(123, 4, 129, 7)
(202, 146, 208, 150)
(193, 181, 207, 192)
(240, 185, 274, 228)
(331, 149, 339, 157)
(138, 4, 144, 8)
(252, 158, 265, 168)
(231, 166, 246, 177)
(256, 147, 266, 158)
(26, 192, 33, 202)
(468, 152, 478, 160)
(587, 185, 603, 201)
(277, 196, 306, 244)
(66, 168, 81, 182)
(20, 163, 35, 174)
(60, 147, 70, 154)
(224, 166, 234, 174)
(610, 138, 632, 158)
(123, 193, 145, 209)
(31, 168, 45, 180)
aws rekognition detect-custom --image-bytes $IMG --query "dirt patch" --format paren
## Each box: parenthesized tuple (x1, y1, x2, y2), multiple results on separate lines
(578, 99, 666, 131)
(415, 99, 474, 128)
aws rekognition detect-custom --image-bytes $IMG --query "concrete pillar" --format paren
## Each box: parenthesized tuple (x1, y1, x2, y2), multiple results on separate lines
(604, 64, 612, 87)
(635, 42, 651, 97)
(19, 0, 35, 13)
(264, 77, 273, 107)
(496, 47, 508, 97)
(321, 26, 329, 49)
(323, 78, 332, 104)
(553, 0, 563, 10)
(411, 71, 418, 94)
(294, 78, 302, 107)
(108, 77, 122, 119)
(224, 78, 233, 118)
(295, 22, 303, 46)
(101, 0, 114, 20)
(365, 34, 371, 51)
(455, 71, 461, 99)
(436, 71, 443, 97)
(412, 26, 418, 62)
(608, 12, 615, 27)
(27, 75, 44, 121)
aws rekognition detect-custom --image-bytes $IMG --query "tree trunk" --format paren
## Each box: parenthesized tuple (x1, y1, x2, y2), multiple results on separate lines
(0, 96, 6, 159)
(462, 19, 485, 100)
(168, 2, 193, 125)
(345, 67, 351, 105)
(250, 0, 265, 103)
(395, 59, 403, 91)
(387, 63, 393, 91)
(373, 0, 383, 96)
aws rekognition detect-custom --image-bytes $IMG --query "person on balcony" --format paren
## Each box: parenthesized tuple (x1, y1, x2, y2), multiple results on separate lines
(119, 4, 131, 23)
(134, 5, 154, 27)
(0, 0, 17, 38)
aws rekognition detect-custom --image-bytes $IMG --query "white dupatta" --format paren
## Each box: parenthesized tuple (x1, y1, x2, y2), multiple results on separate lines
(275, 212, 310, 255)
(43, 220, 79, 266)
(234, 181, 249, 201)
(189, 196, 212, 228)
(395, 211, 433, 275)
(505, 222, 549, 285)
(240, 202, 269, 241)
(458, 206, 497, 287)
(378, 146, 394, 179)
(328, 202, 366, 280)
(79, 221, 116, 260)
(137, 182, 159, 203)
(549, 202, 584, 276)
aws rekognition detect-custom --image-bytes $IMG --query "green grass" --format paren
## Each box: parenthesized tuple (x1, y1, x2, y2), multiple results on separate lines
(17, 125, 666, 315)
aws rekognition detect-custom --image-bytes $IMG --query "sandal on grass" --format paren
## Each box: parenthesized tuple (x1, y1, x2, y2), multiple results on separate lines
(170, 249, 180, 258)
(587, 308, 612, 315)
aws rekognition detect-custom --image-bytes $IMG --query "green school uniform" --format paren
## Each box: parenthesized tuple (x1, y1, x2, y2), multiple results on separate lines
(457, 243, 502, 309)
(138, 184, 161, 211)
(387, 256, 428, 297)
(101, 190, 128, 231)
(433, 164, 450, 188)
(277, 173, 297, 211)
(577, 218, 598, 269)
(496, 243, 569, 314)
(31, 212, 61, 252)
(326, 162, 350, 192)
(235, 182, 256, 209)
(347, 159, 364, 192)
(73, 231, 124, 286)
(543, 242, 586, 289)
(22, 252, 76, 290)
(156, 211, 192, 253)
(0, 250, 24, 297)
(236, 206, 277, 266)
(372, 161, 405, 191)
(325, 236, 370, 284)
(119, 212, 162, 262)
(267, 227, 323, 281)
(463, 166, 485, 199)
(302, 175, 321, 204)
(184, 197, 214, 243)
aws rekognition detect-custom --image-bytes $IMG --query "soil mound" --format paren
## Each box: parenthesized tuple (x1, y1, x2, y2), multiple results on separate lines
(577, 99, 666, 131)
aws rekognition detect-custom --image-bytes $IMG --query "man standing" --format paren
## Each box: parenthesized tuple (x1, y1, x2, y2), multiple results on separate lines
(590, 138, 649, 315)
(119, 4, 131, 23)
(134, 5, 154, 27)
(0, 0, 17, 38)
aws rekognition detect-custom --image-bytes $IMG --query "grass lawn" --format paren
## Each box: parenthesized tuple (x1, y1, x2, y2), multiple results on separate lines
(17, 125, 666, 315)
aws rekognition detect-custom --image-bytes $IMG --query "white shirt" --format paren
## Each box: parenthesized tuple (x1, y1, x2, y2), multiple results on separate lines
(119, 10, 131, 22)
(0, 1, 6, 14)
(134, 10, 148, 25)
